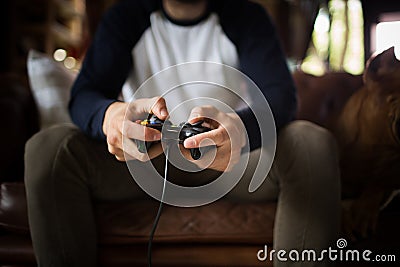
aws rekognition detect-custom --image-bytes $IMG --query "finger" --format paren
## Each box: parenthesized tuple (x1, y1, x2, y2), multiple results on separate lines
(134, 143, 164, 162)
(116, 151, 136, 162)
(122, 120, 161, 141)
(184, 128, 226, 148)
(111, 138, 137, 161)
(126, 97, 168, 121)
(124, 137, 144, 156)
(107, 130, 122, 150)
(108, 142, 121, 156)
(107, 144, 126, 161)
(188, 106, 218, 123)
(147, 143, 164, 160)
(145, 97, 168, 120)
(178, 145, 212, 168)
(122, 137, 164, 162)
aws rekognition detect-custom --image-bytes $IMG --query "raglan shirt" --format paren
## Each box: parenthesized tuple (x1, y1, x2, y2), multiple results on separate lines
(69, 0, 297, 151)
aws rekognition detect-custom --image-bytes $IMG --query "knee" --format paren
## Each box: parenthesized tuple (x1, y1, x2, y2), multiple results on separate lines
(280, 120, 338, 154)
(276, 120, 340, 186)
(25, 124, 79, 192)
(25, 124, 79, 160)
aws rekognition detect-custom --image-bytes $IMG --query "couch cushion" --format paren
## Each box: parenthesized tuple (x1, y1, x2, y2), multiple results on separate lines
(97, 201, 275, 245)
(27, 50, 75, 130)
(0, 183, 275, 245)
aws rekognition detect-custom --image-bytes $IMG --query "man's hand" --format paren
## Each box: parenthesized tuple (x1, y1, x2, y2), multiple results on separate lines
(102, 97, 168, 161)
(183, 106, 246, 172)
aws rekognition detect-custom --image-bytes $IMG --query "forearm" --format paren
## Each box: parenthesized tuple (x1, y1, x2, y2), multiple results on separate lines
(236, 87, 296, 151)
(68, 87, 117, 140)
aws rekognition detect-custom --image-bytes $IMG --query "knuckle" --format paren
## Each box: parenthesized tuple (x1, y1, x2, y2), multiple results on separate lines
(107, 133, 120, 146)
(152, 96, 166, 109)
(157, 96, 166, 105)
(153, 97, 163, 108)
(191, 106, 203, 114)
(144, 127, 155, 141)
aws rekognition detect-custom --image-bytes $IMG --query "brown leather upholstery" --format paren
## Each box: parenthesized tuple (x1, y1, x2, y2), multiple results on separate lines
(98, 201, 275, 245)
(0, 183, 29, 234)
(0, 183, 275, 245)
(292, 70, 363, 131)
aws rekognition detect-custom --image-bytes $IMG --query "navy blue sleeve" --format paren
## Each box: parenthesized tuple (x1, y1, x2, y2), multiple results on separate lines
(68, 0, 154, 140)
(218, 0, 297, 150)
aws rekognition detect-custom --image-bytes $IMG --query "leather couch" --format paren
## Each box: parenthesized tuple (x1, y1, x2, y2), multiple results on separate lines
(0, 71, 399, 267)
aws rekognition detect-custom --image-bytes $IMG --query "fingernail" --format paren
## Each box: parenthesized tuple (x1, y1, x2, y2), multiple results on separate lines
(185, 139, 196, 147)
(161, 109, 168, 117)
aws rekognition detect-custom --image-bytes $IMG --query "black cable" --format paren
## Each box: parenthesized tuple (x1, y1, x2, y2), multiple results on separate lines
(148, 145, 170, 267)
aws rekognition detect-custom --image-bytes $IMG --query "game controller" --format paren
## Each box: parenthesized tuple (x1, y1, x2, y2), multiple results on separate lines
(135, 114, 212, 160)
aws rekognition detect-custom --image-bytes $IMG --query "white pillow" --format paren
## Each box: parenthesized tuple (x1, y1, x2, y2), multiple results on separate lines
(27, 50, 76, 129)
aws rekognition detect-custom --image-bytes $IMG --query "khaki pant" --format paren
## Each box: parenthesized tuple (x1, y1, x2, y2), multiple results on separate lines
(25, 120, 340, 267)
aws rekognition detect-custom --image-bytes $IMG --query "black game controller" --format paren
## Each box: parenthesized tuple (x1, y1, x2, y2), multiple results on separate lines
(135, 115, 166, 154)
(135, 114, 211, 160)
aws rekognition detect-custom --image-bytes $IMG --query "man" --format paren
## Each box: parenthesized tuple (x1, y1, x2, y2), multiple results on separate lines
(25, 0, 340, 266)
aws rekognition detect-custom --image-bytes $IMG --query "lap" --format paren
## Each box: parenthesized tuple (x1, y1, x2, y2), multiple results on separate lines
(25, 120, 338, 204)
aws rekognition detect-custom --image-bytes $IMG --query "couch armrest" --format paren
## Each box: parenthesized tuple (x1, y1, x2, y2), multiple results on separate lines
(293, 70, 363, 130)
(0, 73, 39, 182)
(0, 182, 29, 234)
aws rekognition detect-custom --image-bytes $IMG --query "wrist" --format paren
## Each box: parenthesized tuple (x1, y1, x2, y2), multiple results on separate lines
(102, 101, 125, 136)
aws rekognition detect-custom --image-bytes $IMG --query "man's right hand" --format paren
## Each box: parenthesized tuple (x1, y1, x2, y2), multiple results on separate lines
(102, 97, 169, 161)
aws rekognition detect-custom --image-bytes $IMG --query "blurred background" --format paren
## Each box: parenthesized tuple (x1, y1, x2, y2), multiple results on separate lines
(0, 0, 399, 77)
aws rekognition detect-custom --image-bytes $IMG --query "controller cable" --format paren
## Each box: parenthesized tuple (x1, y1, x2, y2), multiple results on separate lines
(148, 144, 170, 267)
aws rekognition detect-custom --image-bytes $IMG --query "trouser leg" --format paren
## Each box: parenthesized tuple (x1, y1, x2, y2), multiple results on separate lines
(25, 124, 146, 267)
(272, 121, 340, 266)
(228, 120, 341, 267)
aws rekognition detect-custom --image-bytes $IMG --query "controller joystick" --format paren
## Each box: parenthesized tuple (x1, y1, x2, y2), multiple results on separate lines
(135, 114, 211, 160)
